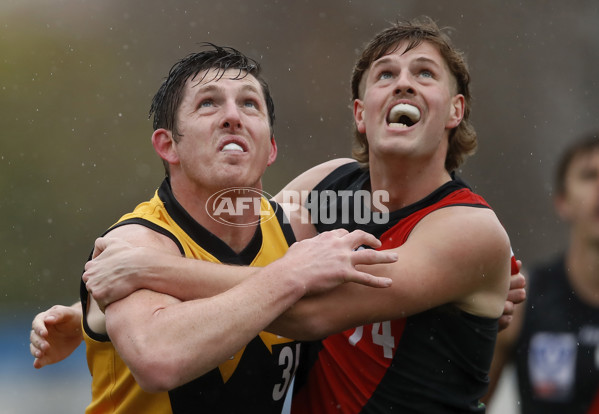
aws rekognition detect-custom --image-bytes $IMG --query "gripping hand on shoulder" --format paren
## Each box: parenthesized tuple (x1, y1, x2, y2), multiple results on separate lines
(83, 237, 153, 311)
(284, 229, 396, 295)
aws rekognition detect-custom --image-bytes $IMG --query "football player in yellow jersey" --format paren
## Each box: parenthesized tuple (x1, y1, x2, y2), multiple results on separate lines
(30, 44, 396, 414)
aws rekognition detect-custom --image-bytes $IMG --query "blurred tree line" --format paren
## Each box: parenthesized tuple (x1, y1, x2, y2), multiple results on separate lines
(1, 6, 162, 311)
(1, 0, 598, 315)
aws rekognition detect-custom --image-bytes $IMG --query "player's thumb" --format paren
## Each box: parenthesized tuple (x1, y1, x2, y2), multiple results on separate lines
(92, 237, 109, 258)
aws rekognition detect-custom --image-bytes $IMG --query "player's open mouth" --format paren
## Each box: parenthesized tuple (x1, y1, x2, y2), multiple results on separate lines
(387, 103, 421, 128)
(219, 138, 247, 152)
(221, 143, 245, 152)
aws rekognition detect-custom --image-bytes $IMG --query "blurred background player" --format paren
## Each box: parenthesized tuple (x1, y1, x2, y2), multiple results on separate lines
(484, 131, 599, 413)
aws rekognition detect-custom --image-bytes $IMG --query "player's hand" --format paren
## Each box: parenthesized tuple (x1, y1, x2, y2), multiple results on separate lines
(285, 229, 396, 295)
(30, 304, 83, 369)
(83, 237, 150, 311)
(498, 260, 526, 331)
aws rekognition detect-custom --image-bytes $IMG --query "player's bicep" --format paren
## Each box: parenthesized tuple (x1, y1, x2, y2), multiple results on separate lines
(105, 288, 181, 362)
(287, 210, 511, 334)
(404, 208, 512, 315)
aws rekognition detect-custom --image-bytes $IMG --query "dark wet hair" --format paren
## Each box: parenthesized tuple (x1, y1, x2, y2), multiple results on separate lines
(350, 16, 476, 172)
(148, 43, 275, 175)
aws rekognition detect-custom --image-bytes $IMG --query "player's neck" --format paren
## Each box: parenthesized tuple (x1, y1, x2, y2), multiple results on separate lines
(368, 156, 451, 212)
(170, 179, 262, 254)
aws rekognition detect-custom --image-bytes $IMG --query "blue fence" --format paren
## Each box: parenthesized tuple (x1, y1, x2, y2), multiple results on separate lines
(0, 315, 91, 414)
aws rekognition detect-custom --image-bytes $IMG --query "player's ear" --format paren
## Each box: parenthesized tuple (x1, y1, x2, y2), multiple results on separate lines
(267, 136, 278, 166)
(152, 129, 179, 165)
(354, 99, 367, 134)
(446, 94, 465, 129)
(554, 192, 573, 223)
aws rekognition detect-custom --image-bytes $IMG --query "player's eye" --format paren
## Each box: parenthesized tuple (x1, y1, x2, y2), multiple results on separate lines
(419, 70, 433, 78)
(379, 71, 393, 80)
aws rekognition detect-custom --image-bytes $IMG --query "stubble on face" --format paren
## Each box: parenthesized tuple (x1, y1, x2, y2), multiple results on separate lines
(172, 69, 274, 192)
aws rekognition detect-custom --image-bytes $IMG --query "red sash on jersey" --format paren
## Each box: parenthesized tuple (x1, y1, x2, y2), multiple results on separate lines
(588, 388, 599, 414)
(292, 188, 502, 414)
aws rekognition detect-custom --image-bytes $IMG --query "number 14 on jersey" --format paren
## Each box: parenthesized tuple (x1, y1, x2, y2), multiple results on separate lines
(348, 321, 396, 359)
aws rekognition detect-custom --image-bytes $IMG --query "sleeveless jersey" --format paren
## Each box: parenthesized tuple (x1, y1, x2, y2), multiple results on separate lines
(513, 255, 599, 414)
(81, 178, 300, 414)
(292, 162, 500, 413)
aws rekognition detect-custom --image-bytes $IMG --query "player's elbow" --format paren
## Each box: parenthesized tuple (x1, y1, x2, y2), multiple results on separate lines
(129, 351, 187, 392)
(110, 330, 187, 392)
(295, 320, 336, 341)
(281, 302, 342, 340)
(132, 364, 172, 393)
(131, 339, 224, 392)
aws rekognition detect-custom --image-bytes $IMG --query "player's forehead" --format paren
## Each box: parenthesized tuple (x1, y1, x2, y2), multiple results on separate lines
(188, 68, 262, 93)
(358, 40, 450, 97)
(568, 148, 599, 173)
(372, 40, 445, 68)
(176, 68, 265, 111)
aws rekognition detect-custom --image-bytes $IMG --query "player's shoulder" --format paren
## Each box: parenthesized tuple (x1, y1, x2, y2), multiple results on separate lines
(305, 158, 357, 177)
(416, 203, 510, 253)
(273, 158, 356, 204)
(290, 158, 356, 189)
(103, 222, 180, 252)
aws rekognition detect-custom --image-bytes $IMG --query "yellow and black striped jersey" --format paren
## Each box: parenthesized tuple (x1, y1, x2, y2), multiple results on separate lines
(81, 178, 300, 414)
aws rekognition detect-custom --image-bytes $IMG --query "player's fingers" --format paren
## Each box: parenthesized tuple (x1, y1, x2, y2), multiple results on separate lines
(351, 249, 397, 266)
(31, 317, 49, 337)
(502, 300, 515, 317)
(506, 274, 527, 303)
(89, 237, 107, 261)
(93, 236, 110, 253)
(343, 230, 382, 250)
(92, 236, 129, 259)
(510, 272, 526, 289)
(346, 270, 392, 288)
(29, 328, 39, 345)
(31, 332, 48, 350)
(506, 287, 526, 304)
(326, 228, 349, 238)
(29, 341, 44, 358)
(43, 313, 60, 327)
(30, 341, 40, 358)
(33, 355, 49, 369)
(83, 259, 93, 274)
(498, 314, 513, 331)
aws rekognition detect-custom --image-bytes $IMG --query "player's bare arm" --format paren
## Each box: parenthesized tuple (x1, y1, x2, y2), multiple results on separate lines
(104, 228, 396, 392)
(83, 159, 350, 310)
(83, 236, 256, 310)
(269, 206, 512, 340)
